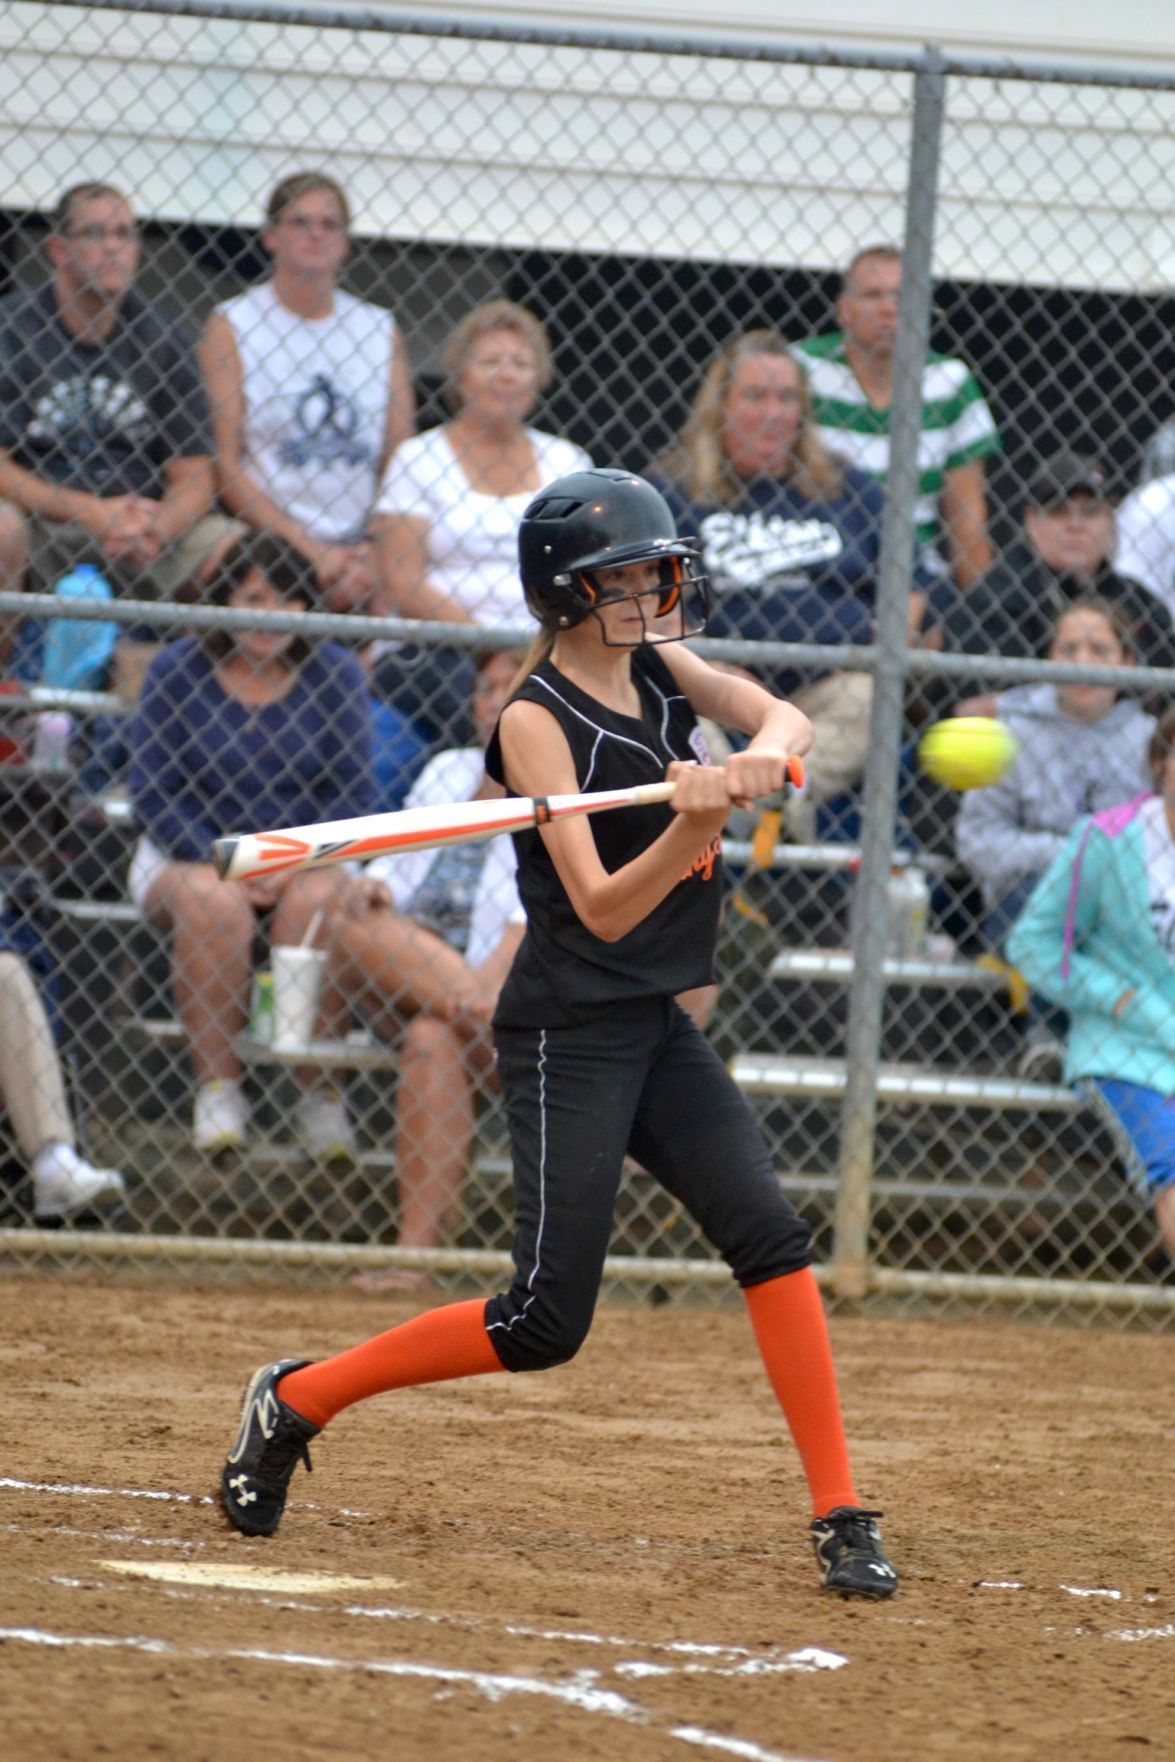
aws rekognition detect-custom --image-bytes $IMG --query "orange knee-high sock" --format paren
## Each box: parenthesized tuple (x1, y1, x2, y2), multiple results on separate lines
(743, 1269, 858, 1518)
(277, 1298, 504, 1429)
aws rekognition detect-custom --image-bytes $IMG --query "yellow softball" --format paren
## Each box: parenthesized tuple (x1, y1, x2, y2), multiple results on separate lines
(917, 716, 1018, 791)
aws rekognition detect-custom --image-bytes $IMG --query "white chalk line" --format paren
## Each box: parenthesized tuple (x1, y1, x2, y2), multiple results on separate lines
(6, 1469, 844, 1756)
(344, 1603, 847, 1680)
(17, 1551, 847, 1686)
(0, 1476, 366, 1519)
(3, 1472, 849, 1677)
(0, 1626, 831, 1762)
(0, 1476, 211, 1506)
(11, 1475, 1163, 1654)
(164, 1584, 845, 1677)
(2, 1520, 200, 1551)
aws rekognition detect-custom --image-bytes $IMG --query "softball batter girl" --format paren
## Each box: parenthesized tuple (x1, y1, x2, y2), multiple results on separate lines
(218, 467, 898, 1599)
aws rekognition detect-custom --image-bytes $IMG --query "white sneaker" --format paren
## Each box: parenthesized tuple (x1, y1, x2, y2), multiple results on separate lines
(193, 1079, 249, 1154)
(33, 1143, 125, 1221)
(296, 1088, 356, 1164)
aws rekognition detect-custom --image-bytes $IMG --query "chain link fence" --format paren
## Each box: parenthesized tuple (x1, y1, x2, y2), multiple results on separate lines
(2, 2, 1175, 1322)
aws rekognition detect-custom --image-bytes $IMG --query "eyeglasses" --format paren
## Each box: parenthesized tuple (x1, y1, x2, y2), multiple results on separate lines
(278, 215, 346, 235)
(65, 224, 139, 245)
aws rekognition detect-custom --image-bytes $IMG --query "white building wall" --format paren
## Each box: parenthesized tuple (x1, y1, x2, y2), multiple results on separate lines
(396, 1, 1175, 69)
(1, 1, 1172, 290)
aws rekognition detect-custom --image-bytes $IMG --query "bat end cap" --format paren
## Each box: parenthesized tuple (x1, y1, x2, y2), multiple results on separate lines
(212, 836, 238, 880)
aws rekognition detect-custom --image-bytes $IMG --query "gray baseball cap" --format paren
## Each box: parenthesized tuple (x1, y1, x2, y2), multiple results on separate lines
(1026, 450, 1108, 510)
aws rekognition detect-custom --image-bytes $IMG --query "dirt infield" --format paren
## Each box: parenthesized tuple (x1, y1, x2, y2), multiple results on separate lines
(1, 1276, 1172, 1762)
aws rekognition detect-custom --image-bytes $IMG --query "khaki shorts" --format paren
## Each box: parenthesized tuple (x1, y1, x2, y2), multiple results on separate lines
(0, 502, 240, 601)
(792, 669, 873, 804)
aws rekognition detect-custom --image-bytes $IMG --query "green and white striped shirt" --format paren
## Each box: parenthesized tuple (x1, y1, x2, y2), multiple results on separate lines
(794, 332, 1000, 558)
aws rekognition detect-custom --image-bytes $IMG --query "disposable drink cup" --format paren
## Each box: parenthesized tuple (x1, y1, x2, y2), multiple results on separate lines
(271, 946, 327, 1050)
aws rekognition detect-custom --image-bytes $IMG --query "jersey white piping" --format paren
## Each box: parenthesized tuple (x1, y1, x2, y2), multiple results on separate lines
(582, 730, 605, 791)
(528, 673, 689, 777)
(655, 684, 674, 752)
(486, 1028, 548, 1338)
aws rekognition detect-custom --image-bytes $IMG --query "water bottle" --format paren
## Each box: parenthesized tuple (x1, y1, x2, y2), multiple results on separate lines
(42, 563, 119, 691)
(32, 710, 73, 772)
(886, 865, 930, 961)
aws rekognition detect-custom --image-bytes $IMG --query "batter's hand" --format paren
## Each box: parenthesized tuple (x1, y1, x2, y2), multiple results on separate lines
(723, 747, 802, 810)
(666, 759, 735, 828)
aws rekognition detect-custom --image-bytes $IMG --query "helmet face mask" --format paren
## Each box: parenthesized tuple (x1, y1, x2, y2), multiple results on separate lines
(518, 468, 709, 645)
(571, 553, 707, 648)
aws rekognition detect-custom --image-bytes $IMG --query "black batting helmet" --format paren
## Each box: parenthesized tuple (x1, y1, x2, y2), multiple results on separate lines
(517, 468, 708, 641)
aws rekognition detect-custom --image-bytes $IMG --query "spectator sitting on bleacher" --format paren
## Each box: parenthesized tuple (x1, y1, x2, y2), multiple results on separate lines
(1136, 418, 1175, 491)
(369, 299, 592, 756)
(1007, 706, 1175, 1263)
(201, 169, 424, 807)
(942, 450, 1175, 702)
(1114, 466, 1175, 628)
(649, 328, 948, 838)
(328, 647, 526, 1291)
(957, 598, 1153, 1080)
(199, 170, 416, 616)
(128, 531, 375, 1158)
(0, 181, 235, 699)
(794, 242, 1000, 589)
(0, 949, 126, 1221)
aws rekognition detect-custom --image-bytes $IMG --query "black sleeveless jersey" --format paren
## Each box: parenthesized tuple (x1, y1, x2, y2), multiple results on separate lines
(486, 646, 723, 1028)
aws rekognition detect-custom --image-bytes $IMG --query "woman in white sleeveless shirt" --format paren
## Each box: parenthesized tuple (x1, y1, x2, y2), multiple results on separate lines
(368, 299, 590, 748)
(199, 171, 416, 614)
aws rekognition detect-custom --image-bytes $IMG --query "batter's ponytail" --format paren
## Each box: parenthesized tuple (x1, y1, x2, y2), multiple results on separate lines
(508, 629, 555, 698)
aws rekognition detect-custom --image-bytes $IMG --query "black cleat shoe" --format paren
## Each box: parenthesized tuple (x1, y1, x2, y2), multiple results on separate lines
(219, 1358, 320, 1537)
(810, 1506, 899, 1599)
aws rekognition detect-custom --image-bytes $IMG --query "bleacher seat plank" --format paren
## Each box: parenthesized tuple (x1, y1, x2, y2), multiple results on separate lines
(51, 895, 143, 925)
(730, 1053, 1081, 1112)
(233, 1031, 399, 1072)
(766, 948, 1006, 991)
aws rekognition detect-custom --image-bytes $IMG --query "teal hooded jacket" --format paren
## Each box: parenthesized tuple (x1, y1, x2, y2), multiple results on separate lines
(1008, 794, 1175, 1094)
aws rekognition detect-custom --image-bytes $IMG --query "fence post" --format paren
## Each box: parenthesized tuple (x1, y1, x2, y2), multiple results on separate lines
(831, 47, 947, 1300)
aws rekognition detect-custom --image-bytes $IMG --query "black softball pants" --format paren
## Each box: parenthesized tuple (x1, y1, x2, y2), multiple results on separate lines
(484, 994, 812, 1374)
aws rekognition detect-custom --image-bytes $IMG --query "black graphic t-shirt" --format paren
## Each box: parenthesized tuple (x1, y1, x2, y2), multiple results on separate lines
(0, 286, 211, 500)
(486, 646, 722, 1028)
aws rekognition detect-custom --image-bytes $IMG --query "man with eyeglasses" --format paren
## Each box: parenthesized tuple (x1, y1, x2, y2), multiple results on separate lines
(0, 181, 233, 689)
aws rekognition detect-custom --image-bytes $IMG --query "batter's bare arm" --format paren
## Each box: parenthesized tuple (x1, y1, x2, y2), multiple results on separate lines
(497, 698, 731, 944)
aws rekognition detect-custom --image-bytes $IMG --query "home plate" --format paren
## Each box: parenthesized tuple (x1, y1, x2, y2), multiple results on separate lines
(101, 1561, 406, 1595)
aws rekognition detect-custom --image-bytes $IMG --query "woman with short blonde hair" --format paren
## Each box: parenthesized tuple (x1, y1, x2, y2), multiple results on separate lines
(369, 296, 591, 751)
(441, 299, 554, 410)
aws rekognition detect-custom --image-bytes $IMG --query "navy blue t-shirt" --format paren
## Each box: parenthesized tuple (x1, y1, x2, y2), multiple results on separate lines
(129, 638, 374, 863)
(652, 466, 940, 689)
(0, 286, 210, 501)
